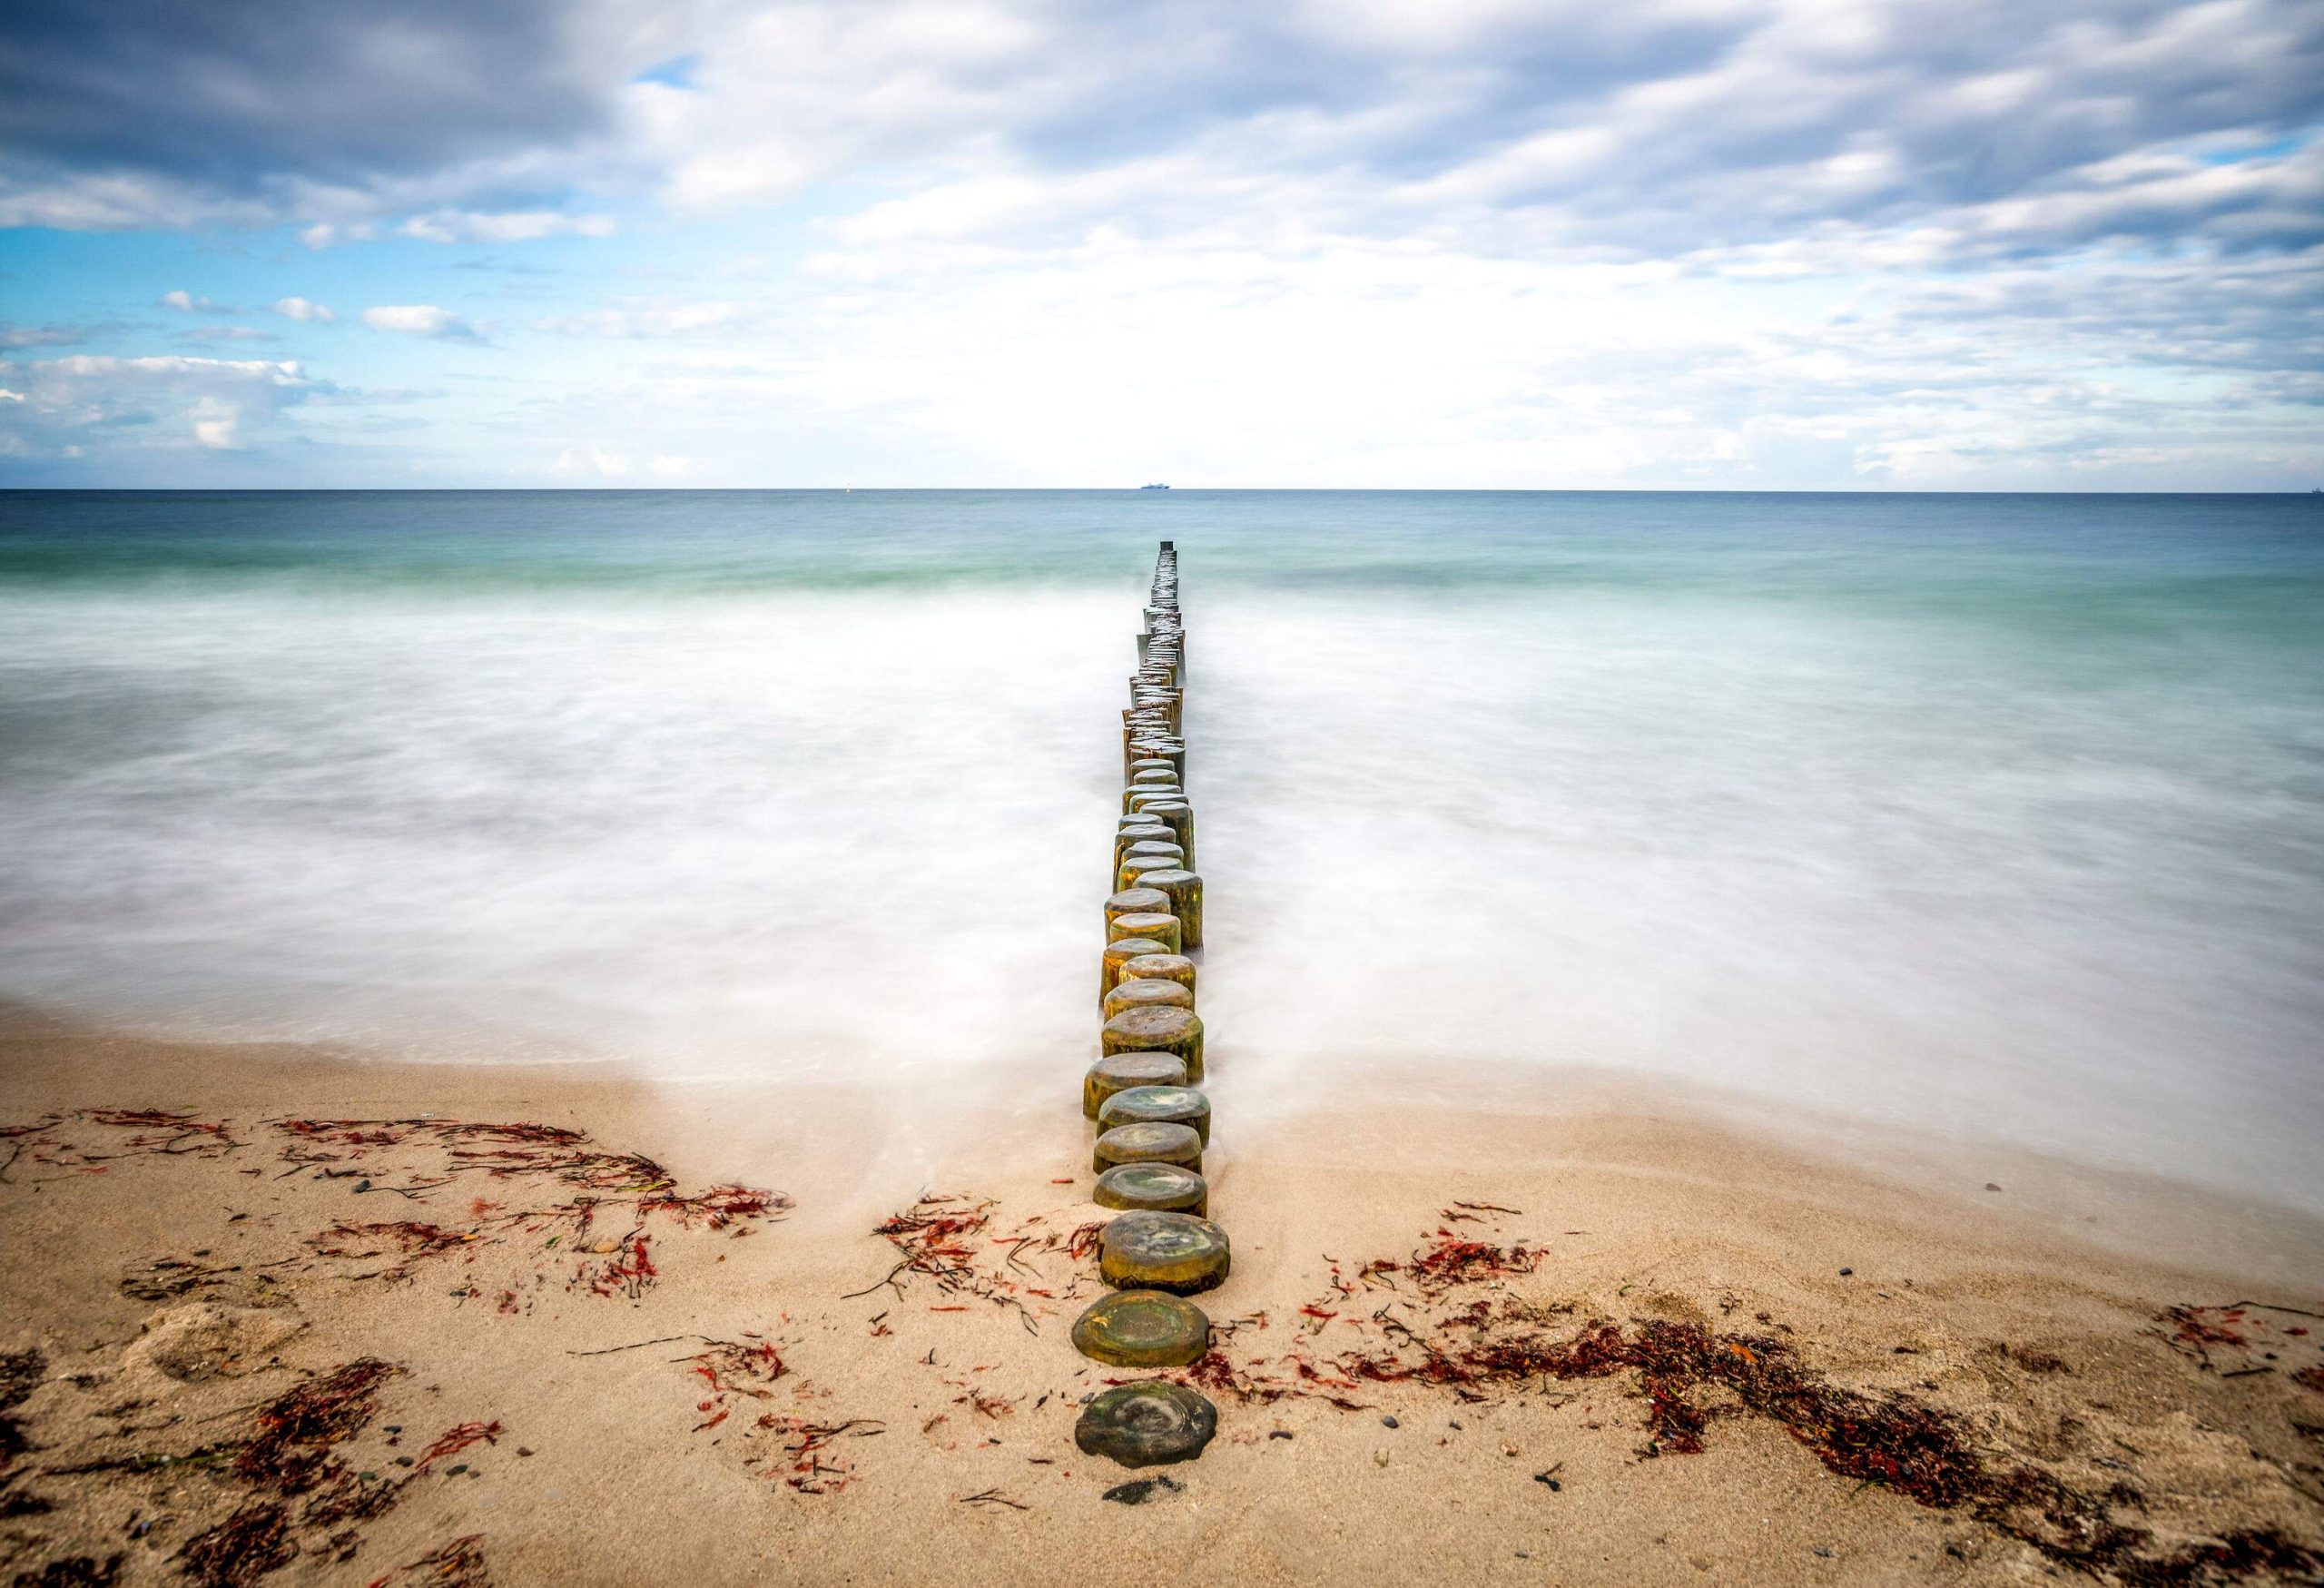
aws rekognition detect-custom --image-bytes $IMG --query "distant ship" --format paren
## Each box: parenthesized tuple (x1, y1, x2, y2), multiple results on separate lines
(1139, 483, 1171, 490)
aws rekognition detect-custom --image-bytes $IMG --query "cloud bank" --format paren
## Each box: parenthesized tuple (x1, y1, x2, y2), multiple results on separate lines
(2, 0, 2319, 485)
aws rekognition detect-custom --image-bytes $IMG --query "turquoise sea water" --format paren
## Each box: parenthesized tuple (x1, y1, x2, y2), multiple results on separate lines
(2, 491, 2320, 1209)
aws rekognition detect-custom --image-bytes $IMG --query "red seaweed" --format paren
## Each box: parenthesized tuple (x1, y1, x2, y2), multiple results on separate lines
(235, 1360, 399, 1494)
(414, 1421, 501, 1472)
(276, 1118, 787, 1303)
(363, 1534, 490, 1588)
(179, 1504, 295, 1588)
(1177, 1231, 2322, 1584)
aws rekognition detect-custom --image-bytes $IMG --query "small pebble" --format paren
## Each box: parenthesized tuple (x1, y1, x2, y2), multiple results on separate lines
(447, 1465, 467, 1475)
(517, 1447, 535, 1457)
(1838, 1267, 1854, 1277)
(1373, 1450, 1389, 1467)
(393, 1456, 414, 1467)
(1267, 1430, 1293, 1441)
(1813, 1547, 1835, 1558)
(1381, 1415, 1399, 1429)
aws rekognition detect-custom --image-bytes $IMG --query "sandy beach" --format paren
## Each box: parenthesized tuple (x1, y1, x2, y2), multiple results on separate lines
(5, 1008, 2320, 1587)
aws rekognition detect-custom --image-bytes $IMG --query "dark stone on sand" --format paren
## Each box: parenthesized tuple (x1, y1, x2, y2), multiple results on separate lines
(1074, 1381, 1217, 1468)
(1101, 1474, 1185, 1505)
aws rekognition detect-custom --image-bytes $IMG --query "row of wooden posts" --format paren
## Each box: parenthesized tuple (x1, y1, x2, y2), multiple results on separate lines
(1069, 541, 1230, 1468)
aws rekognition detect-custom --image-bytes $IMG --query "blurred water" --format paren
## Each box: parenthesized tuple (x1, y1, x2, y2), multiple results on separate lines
(2, 490, 2319, 1208)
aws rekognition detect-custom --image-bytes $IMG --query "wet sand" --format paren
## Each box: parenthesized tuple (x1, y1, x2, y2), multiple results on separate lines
(3, 1014, 2321, 1586)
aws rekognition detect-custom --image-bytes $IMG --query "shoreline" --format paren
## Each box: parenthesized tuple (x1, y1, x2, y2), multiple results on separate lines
(5, 1015, 2321, 1585)
(11, 997, 2319, 1286)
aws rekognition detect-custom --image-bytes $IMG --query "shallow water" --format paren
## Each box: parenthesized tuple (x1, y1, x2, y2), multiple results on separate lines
(2, 490, 2319, 1210)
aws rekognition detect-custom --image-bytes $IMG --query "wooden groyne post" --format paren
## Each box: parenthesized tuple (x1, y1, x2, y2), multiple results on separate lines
(1071, 541, 1226, 1469)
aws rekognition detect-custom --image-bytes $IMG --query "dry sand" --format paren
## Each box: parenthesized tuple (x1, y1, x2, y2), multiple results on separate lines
(4, 1010, 2321, 1587)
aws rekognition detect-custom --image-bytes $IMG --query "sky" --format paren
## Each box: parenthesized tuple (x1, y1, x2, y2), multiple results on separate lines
(1, 0, 2319, 489)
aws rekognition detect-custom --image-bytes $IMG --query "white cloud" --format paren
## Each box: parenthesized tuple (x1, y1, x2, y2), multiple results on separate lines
(398, 209, 616, 243)
(159, 290, 241, 313)
(0, 355, 330, 459)
(272, 296, 337, 322)
(5, 0, 2319, 486)
(189, 395, 240, 449)
(360, 304, 487, 343)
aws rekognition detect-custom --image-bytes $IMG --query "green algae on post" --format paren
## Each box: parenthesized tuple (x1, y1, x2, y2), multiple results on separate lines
(1099, 1209, 1230, 1294)
(1103, 977, 1196, 1019)
(1119, 952, 1195, 999)
(1104, 887, 1172, 928)
(1100, 935, 1176, 1002)
(1100, 1004, 1203, 1080)
(1093, 1161, 1207, 1217)
(1106, 912, 1182, 954)
(1136, 868, 1202, 949)
(1094, 1119, 1202, 1175)
(1071, 1290, 1212, 1369)
(1117, 857, 1185, 895)
(1098, 1084, 1211, 1144)
(1084, 1052, 1190, 1119)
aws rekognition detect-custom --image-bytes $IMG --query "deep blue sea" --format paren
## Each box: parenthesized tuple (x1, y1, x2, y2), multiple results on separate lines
(3, 490, 2320, 1209)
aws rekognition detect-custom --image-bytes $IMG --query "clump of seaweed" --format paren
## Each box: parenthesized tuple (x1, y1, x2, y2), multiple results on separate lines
(1, 1347, 43, 1472)
(11, 1554, 123, 1586)
(414, 1422, 502, 1473)
(848, 1195, 1100, 1333)
(19, 1357, 507, 1588)
(310, 1222, 476, 1267)
(859, 1197, 997, 1296)
(2149, 1301, 2324, 1379)
(1180, 1215, 2323, 1586)
(362, 1534, 489, 1588)
(117, 1255, 272, 1303)
(271, 1118, 790, 1302)
(753, 1414, 885, 1494)
(83, 1110, 240, 1158)
(235, 1359, 399, 1494)
(273, 1119, 665, 1200)
(570, 1230, 656, 1300)
(180, 1503, 297, 1588)
(1364, 1224, 1544, 1297)
(684, 1336, 790, 1434)
(659, 1332, 881, 1494)
(2, 1109, 241, 1183)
